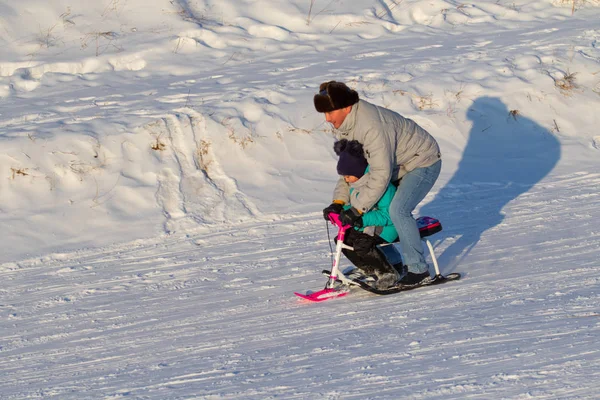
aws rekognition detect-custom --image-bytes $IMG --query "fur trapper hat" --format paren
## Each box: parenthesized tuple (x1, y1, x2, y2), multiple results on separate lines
(314, 81, 359, 113)
(334, 139, 367, 178)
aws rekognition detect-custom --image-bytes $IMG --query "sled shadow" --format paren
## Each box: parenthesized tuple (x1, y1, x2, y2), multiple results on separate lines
(419, 96, 561, 271)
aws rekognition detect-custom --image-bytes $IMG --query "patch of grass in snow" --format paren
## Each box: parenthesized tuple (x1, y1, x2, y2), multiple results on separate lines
(553, 70, 580, 96)
(553, 0, 600, 14)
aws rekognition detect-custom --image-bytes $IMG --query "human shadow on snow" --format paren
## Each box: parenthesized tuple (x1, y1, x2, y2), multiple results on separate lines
(419, 96, 561, 272)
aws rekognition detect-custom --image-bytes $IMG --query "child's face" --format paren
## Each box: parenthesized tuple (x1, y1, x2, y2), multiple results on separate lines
(344, 175, 359, 183)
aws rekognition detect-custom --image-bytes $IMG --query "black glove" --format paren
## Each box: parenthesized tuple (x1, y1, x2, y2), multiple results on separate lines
(339, 207, 363, 227)
(322, 202, 344, 221)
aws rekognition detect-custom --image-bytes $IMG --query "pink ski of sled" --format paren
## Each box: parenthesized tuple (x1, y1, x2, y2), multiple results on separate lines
(294, 288, 349, 302)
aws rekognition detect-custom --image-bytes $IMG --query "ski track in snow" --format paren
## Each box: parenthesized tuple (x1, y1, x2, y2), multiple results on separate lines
(2, 172, 600, 399)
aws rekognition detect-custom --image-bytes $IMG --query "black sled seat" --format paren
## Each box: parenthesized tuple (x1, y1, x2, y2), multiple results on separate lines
(391, 216, 442, 243)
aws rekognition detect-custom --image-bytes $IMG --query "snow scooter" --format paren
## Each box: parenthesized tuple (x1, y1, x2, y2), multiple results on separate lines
(294, 213, 461, 302)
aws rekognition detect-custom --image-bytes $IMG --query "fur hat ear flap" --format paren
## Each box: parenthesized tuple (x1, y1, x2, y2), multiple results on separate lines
(314, 81, 359, 113)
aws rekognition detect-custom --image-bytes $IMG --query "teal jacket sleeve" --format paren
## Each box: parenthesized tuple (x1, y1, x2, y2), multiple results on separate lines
(360, 183, 396, 227)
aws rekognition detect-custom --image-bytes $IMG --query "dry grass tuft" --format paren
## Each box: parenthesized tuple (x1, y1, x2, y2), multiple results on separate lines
(288, 126, 313, 134)
(554, 0, 600, 14)
(416, 94, 438, 110)
(554, 70, 579, 95)
(151, 136, 167, 151)
(221, 117, 257, 148)
(392, 89, 439, 111)
(508, 109, 520, 121)
(11, 168, 29, 179)
(81, 31, 121, 56)
(197, 140, 213, 171)
(552, 119, 561, 133)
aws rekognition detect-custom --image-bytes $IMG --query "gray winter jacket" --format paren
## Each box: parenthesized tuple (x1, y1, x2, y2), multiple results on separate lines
(332, 99, 441, 213)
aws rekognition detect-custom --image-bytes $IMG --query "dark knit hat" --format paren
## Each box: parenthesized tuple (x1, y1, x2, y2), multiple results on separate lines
(334, 139, 367, 178)
(314, 81, 359, 113)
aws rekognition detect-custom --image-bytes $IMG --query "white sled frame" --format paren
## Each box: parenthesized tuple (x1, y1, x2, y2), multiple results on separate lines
(327, 214, 443, 286)
(424, 238, 442, 277)
(329, 239, 443, 285)
(326, 237, 357, 288)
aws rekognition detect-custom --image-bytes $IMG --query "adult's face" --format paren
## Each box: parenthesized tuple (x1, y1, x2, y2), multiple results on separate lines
(324, 106, 352, 129)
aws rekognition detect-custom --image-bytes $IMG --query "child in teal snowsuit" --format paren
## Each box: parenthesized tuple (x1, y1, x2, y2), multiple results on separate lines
(322, 139, 403, 289)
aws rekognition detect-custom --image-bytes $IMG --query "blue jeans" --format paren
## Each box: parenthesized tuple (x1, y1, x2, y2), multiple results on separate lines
(389, 160, 441, 274)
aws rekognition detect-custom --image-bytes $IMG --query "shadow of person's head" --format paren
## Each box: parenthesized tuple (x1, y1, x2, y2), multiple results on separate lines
(419, 96, 561, 269)
(463, 96, 560, 185)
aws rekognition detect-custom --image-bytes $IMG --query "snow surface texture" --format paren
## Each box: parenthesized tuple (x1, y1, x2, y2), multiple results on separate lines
(1, 0, 600, 398)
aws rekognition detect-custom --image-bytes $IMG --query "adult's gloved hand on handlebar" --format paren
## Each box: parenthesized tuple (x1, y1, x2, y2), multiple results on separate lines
(339, 207, 363, 228)
(322, 202, 344, 221)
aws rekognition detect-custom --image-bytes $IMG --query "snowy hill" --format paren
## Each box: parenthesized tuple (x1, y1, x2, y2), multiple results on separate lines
(1, 1, 600, 398)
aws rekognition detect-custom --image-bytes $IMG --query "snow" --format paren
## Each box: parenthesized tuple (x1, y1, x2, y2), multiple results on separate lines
(1, 0, 600, 398)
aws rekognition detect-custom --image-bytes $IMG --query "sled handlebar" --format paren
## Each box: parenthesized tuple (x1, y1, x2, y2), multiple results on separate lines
(327, 212, 352, 231)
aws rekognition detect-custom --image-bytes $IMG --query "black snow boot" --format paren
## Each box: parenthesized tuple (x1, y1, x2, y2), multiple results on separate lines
(399, 271, 431, 286)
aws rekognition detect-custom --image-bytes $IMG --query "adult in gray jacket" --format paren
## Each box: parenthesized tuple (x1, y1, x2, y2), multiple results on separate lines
(316, 81, 442, 287)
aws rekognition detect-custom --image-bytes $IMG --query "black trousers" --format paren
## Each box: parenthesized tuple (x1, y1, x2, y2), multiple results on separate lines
(340, 229, 400, 276)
